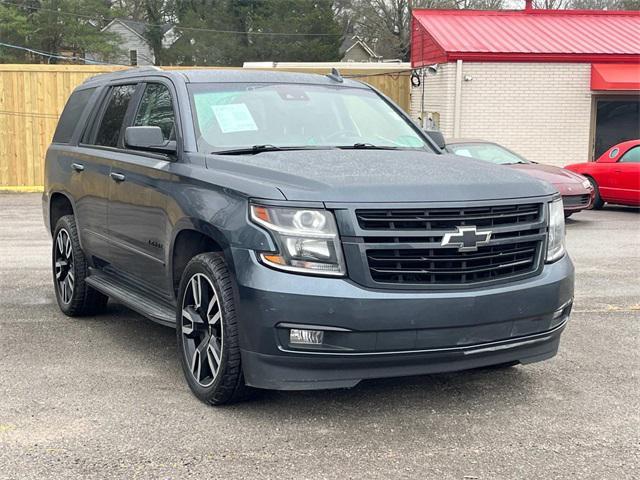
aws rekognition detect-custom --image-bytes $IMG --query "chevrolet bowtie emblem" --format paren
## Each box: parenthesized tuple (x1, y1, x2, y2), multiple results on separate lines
(441, 226, 492, 252)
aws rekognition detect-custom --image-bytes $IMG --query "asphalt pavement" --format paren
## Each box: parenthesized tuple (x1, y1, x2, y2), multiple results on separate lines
(0, 193, 638, 479)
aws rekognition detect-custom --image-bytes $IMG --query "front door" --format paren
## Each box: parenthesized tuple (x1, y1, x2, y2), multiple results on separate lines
(107, 81, 178, 297)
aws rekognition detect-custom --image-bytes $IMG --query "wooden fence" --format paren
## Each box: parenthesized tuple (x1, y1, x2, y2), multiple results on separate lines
(0, 64, 411, 190)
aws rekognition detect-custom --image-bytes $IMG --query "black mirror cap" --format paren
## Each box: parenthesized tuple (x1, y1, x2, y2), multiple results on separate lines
(424, 129, 446, 150)
(125, 126, 177, 154)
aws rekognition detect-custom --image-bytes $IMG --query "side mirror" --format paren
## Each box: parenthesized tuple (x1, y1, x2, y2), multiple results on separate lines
(125, 126, 176, 154)
(424, 129, 446, 150)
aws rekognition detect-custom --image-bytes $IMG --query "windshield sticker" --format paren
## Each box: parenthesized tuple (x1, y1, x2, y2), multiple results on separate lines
(211, 103, 258, 133)
(454, 149, 472, 158)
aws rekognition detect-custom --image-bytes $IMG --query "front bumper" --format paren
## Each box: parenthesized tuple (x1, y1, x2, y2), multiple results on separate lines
(231, 248, 574, 390)
(562, 189, 594, 212)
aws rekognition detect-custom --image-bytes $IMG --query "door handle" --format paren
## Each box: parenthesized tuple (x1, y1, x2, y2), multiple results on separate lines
(110, 172, 126, 182)
(71, 163, 85, 172)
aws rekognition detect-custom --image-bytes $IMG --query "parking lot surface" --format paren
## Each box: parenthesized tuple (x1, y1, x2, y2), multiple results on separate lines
(0, 193, 638, 479)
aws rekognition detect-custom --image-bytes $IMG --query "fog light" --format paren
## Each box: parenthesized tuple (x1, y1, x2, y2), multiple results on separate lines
(289, 329, 324, 345)
(551, 300, 572, 327)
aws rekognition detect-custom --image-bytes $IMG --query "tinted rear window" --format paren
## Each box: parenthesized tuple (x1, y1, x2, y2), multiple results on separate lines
(94, 85, 136, 147)
(52, 88, 95, 144)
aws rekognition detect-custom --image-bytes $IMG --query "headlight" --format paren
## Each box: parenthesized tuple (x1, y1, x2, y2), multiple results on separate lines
(250, 204, 346, 276)
(546, 198, 566, 262)
(581, 179, 591, 190)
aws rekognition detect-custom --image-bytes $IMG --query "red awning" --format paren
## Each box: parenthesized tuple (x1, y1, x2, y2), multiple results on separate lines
(591, 64, 640, 91)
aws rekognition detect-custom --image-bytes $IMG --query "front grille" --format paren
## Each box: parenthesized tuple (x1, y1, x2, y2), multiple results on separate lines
(368, 241, 540, 285)
(356, 203, 541, 231)
(562, 194, 590, 208)
(352, 203, 546, 288)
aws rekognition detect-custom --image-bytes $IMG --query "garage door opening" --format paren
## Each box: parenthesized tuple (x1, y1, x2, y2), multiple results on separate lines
(593, 98, 640, 160)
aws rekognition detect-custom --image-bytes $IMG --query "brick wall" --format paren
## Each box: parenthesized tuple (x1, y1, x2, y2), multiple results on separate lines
(410, 62, 456, 135)
(411, 62, 593, 167)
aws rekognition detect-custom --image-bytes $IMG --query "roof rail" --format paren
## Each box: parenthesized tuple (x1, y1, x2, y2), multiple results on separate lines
(82, 65, 163, 84)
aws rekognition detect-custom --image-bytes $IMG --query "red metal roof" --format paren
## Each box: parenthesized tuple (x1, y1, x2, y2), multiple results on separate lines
(411, 9, 640, 67)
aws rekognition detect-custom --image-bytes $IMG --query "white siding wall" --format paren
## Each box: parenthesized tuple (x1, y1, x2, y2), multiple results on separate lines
(411, 62, 593, 167)
(100, 22, 155, 66)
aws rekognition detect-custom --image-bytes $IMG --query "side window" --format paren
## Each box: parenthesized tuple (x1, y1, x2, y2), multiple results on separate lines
(133, 83, 176, 141)
(53, 88, 95, 144)
(94, 85, 136, 147)
(619, 146, 640, 163)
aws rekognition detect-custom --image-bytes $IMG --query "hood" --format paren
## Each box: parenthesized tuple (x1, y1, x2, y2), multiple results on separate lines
(205, 150, 556, 203)
(508, 163, 586, 186)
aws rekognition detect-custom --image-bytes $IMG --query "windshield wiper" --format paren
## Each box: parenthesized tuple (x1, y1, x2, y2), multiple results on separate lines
(213, 143, 407, 155)
(213, 144, 283, 155)
(337, 143, 401, 150)
(212, 145, 333, 155)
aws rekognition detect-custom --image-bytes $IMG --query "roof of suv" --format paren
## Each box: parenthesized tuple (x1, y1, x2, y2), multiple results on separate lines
(83, 67, 367, 88)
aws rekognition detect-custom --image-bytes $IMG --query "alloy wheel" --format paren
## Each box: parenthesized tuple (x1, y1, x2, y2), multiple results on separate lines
(54, 228, 74, 304)
(181, 273, 223, 387)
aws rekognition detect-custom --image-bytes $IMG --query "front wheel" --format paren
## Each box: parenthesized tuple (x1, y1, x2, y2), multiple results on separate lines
(587, 177, 604, 210)
(176, 253, 251, 405)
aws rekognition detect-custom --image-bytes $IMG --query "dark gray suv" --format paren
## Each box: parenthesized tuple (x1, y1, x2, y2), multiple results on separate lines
(43, 67, 574, 405)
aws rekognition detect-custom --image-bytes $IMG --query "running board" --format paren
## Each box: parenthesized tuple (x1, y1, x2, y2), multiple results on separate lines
(86, 269, 176, 327)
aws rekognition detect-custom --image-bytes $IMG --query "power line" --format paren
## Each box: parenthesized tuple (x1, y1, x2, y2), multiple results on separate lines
(0, 41, 128, 66)
(344, 69, 413, 79)
(0, 41, 414, 80)
(0, 109, 59, 119)
(0, 0, 343, 37)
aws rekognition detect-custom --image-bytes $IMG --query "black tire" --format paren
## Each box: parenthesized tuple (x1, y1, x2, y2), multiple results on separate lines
(564, 212, 573, 219)
(176, 253, 252, 405)
(587, 176, 604, 210)
(52, 215, 108, 316)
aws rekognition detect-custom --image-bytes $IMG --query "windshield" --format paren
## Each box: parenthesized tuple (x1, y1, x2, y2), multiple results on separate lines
(188, 83, 431, 152)
(448, 142, 528, 165)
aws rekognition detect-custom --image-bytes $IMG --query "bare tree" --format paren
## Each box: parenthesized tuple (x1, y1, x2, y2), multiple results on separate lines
(533, 0, 572, 8)
(346, 0, 505, 62)
(455, 0, 504, 7)
(570, 0, 639, 8)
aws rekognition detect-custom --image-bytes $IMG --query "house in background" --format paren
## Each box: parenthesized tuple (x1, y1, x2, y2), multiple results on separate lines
(88, 18, 177, 66)
(410, 4, 640, 167)
(340, 35, 383, 63)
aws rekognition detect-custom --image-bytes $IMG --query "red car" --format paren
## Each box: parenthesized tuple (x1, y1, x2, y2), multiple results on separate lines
(446, 140, 594, 217)
(565, 140, 640, 209)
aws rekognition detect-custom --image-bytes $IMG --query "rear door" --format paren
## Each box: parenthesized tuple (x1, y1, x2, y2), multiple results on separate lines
(106, 80, 179, 297)
(77, 83, 139, 261)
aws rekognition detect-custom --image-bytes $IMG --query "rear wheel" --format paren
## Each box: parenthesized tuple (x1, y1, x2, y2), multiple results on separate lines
(587, 177, 604, 210)
(176, 253, 251, 405)
(52, 215, 108, 316)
